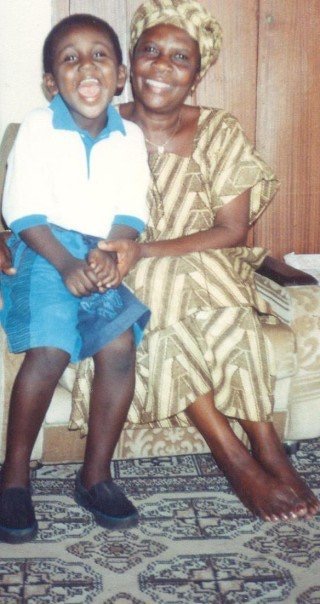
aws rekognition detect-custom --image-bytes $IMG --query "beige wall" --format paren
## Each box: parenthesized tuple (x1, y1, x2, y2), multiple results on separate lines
(0, 0, 51, 140)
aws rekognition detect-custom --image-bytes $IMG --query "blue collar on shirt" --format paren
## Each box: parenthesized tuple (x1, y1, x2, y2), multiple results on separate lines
(49, 93, 126, 140)
(49, 94, 126, 174)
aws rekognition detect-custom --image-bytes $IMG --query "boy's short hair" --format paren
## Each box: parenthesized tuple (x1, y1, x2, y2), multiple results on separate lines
(43, 13, 123, 73)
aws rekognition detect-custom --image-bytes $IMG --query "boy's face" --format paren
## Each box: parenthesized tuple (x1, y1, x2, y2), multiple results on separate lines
(44, 24, 126, 136)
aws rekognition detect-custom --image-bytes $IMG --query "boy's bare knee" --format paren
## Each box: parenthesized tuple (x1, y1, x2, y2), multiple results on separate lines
(25, 347, 70, 378)
(95, 331, 135, 372)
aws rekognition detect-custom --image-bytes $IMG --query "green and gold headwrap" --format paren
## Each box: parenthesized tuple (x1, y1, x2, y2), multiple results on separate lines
(130, 0, 222, 81)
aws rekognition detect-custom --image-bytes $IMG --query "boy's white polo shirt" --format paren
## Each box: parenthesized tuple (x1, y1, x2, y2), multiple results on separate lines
(3, 94, 150, 238)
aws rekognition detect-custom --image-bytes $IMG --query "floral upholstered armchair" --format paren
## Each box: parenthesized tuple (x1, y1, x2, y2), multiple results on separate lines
(1, 123, 320, 463)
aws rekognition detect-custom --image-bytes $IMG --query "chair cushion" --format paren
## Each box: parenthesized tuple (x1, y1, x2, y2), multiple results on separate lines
(262, 322, 297, 379)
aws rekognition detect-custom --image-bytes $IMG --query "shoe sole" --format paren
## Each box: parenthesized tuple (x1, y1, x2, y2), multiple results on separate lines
(0, 521, 38, 544)
(74, 492, 139, 530)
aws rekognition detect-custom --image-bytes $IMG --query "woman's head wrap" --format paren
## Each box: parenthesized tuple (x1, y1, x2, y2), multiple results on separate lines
(130, 0, 222, 81)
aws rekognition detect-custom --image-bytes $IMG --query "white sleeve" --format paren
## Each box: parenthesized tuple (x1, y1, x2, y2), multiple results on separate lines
(2, 109, 52, 231)
(112, 121, 150, 229)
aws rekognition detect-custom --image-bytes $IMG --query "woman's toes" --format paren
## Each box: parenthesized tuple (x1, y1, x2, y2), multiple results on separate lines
(307, 502, 319, 517)
(310, 497, 320, 510)
(293, 502, 308, 518)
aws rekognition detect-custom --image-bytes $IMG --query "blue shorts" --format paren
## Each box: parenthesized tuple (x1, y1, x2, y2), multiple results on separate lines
(0, 226, 150, 362)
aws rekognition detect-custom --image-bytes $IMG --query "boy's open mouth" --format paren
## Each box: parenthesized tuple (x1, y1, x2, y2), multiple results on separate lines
(78, 78, 101, 99)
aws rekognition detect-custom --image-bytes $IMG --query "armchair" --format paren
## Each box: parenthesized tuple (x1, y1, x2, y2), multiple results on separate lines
(1, 123, 320, 464)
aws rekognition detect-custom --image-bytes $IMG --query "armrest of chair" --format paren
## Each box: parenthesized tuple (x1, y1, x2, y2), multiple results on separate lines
(284, 283, 320, 440)
(0, 123, 20, 231)
(255, 258, 320, 442)
(256, 255, 318, 287)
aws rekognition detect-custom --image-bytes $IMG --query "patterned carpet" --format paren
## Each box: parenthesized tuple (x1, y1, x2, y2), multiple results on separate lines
(0, 440, 320, 603)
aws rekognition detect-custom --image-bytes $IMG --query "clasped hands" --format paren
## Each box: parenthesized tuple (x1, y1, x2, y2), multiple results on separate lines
(58, 238, 141, 297)
(0, 233, 141, 297)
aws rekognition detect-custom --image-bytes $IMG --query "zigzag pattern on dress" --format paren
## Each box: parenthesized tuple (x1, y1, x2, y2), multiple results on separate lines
(73, 108, 280, 431)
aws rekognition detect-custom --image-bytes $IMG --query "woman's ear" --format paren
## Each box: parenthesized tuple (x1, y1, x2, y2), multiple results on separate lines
(190, 73, 201, 95)
(43, 73, 59, 98)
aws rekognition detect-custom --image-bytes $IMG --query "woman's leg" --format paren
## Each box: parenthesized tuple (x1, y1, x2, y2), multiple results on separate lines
(1, 347, 70, 490)
(185, 392, 318, 521)
(81, 329, 135, 490)
(239, 418, 320, 517)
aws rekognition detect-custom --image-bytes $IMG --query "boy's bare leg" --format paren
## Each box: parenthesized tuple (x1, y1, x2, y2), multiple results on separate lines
(239, 418, 320, 518)
(81, 329, 135, 490)
(1, 347, 70, 490)
(185, 392, 317, 521)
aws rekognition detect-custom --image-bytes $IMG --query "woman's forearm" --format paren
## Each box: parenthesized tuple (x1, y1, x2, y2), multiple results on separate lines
(140, 224, 248, 259)
(98, 222, 248, 275)
(99, 192, 250, 269)
(140, 190, 250, 258)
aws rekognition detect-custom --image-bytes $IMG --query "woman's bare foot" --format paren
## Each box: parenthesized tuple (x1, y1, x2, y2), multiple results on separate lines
(224, 455, 307, 522)
(186, 394, 314, 521)
(240, 420, 320, 519)
(255, 448, 319, 518)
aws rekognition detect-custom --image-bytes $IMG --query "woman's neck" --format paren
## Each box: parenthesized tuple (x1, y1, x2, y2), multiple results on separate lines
(120, 101, 200, 157)
(120, 101, 182, 136)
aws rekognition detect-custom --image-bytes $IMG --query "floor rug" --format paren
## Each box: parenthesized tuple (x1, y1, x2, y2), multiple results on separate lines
(0, 439, 320, 603)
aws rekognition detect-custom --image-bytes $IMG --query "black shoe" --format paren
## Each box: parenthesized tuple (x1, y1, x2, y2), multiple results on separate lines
(0, 487, 38, 544)
(74, 470, 139, 530)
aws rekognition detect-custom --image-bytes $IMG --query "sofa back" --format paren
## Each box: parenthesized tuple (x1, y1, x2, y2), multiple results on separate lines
(0, 123, 20, 231)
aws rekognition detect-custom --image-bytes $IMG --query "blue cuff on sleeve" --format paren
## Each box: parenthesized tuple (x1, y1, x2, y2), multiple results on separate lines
(10, 214, 48, 235)
(112, 215, 145, 234)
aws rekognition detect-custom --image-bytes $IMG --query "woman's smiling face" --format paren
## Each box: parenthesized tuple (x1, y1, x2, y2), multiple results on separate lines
(131, 23, 201, 113)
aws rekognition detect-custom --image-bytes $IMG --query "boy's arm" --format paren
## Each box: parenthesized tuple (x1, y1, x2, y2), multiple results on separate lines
(20, 225, 100, 296)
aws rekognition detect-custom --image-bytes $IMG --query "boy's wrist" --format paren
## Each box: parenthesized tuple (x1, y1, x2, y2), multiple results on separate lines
(53, 251, 78, 274)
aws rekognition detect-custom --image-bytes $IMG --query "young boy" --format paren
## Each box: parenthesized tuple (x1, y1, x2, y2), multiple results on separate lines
(0, 14, 150, 543)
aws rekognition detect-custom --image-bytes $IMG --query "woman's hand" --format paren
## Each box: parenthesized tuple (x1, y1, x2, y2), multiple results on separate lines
(0, 231, 16, 275)
(97, 239, 142, 279)
(87, 248, 121, 289)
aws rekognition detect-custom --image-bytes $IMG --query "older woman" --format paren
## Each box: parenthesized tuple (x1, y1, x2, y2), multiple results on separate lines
(1, 0, 319, 521)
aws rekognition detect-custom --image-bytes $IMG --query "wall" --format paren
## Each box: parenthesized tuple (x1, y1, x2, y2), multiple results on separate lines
(0, 0, 52, 141)
(197, 1, 320, 257)
(255, 1, 320, 256)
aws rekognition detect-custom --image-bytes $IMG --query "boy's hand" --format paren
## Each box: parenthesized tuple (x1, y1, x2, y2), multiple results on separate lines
(60, 257, 101, 297)
(87, 248, 121, 289)
(0, 231, 16, 275)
